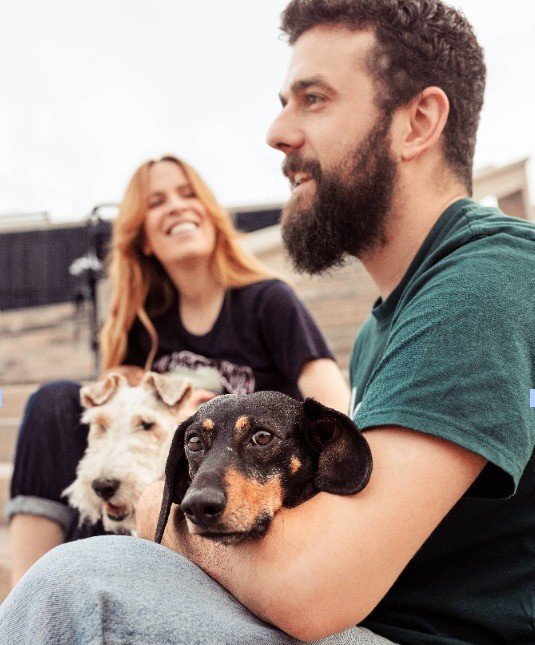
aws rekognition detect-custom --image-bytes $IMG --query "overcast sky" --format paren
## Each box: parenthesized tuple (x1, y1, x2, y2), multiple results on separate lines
(1, 0, 533, 223)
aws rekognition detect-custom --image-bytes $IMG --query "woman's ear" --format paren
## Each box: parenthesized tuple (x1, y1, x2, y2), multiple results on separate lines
(399, 86, 450, 162)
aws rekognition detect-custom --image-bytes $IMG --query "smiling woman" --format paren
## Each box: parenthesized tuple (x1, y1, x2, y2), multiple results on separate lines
(142, 162, 218, 268)
(7, 153, 350, 586)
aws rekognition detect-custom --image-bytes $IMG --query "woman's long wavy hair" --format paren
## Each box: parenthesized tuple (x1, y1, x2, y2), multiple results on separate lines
(100, 155, 276, 371)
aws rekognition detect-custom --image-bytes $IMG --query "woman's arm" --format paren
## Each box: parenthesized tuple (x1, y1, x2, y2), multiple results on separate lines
(298, 358, 350, 413)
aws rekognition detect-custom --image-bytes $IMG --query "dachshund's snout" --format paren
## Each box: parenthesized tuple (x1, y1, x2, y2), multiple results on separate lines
(181, 487, 226, 527)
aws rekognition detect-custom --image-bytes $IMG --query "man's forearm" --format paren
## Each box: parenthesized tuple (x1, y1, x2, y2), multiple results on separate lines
(137, 428, 486, 641)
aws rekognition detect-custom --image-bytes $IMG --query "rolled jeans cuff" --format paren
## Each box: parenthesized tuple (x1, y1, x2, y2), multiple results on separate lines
(5, 495, 76, 533)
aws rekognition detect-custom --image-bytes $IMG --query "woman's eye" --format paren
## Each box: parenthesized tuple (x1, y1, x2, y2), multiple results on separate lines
(251, 430, 273, 446)
(140, 421, 154, 431)
(148, 197, 164, 209)
(186, 435, 203, 452)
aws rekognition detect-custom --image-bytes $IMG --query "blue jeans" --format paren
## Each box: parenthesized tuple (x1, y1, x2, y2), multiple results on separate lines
(0, 536, 395, 644)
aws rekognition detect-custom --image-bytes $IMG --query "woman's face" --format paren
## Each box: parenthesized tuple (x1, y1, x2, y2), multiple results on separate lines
(143, 161, 217, 269)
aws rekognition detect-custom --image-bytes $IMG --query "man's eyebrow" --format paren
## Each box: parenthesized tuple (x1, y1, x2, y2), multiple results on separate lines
(279, 76, 337, 105)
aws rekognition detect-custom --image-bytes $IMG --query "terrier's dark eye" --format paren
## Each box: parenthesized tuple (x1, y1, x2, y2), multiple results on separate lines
(140, 421, 154, 431)
(251, 430, 273, 446)
(186, 435, 203, 452)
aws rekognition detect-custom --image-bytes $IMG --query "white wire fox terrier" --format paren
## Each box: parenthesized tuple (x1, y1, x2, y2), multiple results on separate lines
(63, 368, 223, 535)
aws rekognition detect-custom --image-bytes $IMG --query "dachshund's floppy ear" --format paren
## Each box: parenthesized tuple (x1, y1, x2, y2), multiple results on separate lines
(80, 372, 127, 408)
(154, 414, 196, 544)
(302, 398, 373, 495)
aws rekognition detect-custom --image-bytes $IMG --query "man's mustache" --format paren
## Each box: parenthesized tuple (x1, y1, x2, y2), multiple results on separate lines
(282, 155, 322, 181)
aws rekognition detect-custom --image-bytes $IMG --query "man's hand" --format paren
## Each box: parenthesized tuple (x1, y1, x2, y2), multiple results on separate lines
(137, 480, 168, 544)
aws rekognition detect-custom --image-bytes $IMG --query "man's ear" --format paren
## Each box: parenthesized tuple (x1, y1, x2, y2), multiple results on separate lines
(399, 86, 450, 162)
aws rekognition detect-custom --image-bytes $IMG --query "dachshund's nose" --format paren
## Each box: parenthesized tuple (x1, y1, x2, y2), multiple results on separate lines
(181, 488, 226, 527)
(92, 478, 120, 500)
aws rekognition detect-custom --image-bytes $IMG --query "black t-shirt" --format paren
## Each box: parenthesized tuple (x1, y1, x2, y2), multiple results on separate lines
(124, 279, 334, 400)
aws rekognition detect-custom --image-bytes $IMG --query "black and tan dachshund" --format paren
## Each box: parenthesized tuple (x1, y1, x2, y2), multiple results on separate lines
(155, 391, 373, 544)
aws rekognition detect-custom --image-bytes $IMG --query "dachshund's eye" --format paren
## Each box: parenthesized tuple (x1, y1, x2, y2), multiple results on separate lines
(186, 435, 203, 452)
(140, 421, 154, 431)
(251, 430, 273, 446)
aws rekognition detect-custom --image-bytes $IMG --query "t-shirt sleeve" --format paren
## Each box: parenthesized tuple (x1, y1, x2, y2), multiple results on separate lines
(355, 246, 535, 498)
(256, 280, 335, 383)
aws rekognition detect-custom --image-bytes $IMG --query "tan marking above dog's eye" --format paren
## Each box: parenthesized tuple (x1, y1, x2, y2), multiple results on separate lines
(251, 430, 273, 446)
(290, 456, 301, 474)
(202, 419, 215, 432)
(186, 434, 203, 452)
(235, 416, 249, 431)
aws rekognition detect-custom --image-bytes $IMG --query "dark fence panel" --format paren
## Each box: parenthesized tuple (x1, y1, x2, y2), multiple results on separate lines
(0, 222, 112, 311)
(233, 208, 280, 232)
(0, 207, 280, 311)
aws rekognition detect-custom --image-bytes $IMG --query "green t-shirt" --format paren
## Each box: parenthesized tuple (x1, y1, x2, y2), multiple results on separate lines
(351, 199, 535, 644)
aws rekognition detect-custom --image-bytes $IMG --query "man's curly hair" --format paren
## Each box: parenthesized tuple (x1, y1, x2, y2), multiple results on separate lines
(280, 0, 486, 193)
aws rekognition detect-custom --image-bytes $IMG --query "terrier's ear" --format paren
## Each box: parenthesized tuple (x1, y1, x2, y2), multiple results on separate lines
(142, 372, 193, 408)
(80, 372, 127, 408)
(154, 414, 195, 543)
(302, 398, 373, 495)
(400, 86, 450, 162)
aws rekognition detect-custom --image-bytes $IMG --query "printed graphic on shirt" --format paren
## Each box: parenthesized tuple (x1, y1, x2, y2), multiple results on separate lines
(152, 350, 255, 395)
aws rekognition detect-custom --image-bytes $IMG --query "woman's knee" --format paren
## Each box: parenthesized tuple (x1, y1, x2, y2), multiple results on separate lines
(25, 380, 82, 417)
(11, 380, 88, 502)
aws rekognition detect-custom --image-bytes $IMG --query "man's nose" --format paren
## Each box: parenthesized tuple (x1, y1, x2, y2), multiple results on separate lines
(266, 109, 303, 153)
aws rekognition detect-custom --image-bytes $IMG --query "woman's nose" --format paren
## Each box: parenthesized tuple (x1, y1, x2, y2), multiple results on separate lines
(167, 193, 187, 213)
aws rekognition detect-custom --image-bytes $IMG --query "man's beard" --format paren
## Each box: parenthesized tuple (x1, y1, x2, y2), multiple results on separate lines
(281, 116, 397, 275)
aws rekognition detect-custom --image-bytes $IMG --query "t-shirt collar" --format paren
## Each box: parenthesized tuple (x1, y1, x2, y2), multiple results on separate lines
(371, 197, 473, 320)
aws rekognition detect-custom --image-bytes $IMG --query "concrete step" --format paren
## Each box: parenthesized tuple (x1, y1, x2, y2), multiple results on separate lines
(0, 383, 36, 418)
(0, 462, 13, 527)
(0, 419, 18, 462)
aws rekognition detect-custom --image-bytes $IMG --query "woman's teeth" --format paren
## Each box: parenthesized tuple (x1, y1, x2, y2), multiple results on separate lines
(168, 222, 197, 235)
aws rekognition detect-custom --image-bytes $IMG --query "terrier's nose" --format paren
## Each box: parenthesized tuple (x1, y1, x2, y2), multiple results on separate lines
(92, 478, 120, 500)
(181, 488, 226, 527)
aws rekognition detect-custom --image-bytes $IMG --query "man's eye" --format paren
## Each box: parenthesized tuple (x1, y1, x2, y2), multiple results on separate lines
(140, 421, 154, 431)
(304, 94, 323, 106)
(251, 430, 273, 446)
(186, 435, 203, 452)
